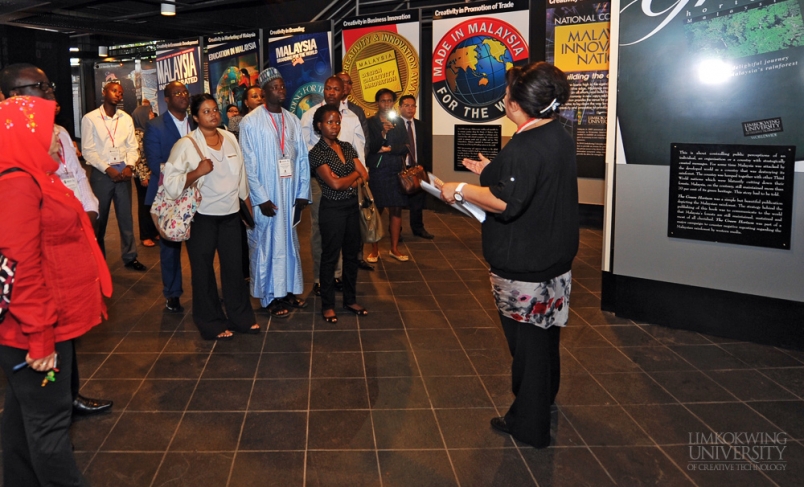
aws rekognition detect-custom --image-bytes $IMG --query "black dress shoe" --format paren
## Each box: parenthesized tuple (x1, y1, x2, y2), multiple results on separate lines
(73, 395, 113, 415)
(165, 297, 183, 313)
(313, 283, 321, 296)
(357, 259, 375, 271)
(490, 416, 511, 434)
(124, 259, 146, 271)
(334, 278, 344, 292)
(413, 229, 435, 239)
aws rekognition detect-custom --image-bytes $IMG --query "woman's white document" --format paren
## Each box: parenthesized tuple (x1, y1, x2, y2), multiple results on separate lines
(421, 173, 486, 223)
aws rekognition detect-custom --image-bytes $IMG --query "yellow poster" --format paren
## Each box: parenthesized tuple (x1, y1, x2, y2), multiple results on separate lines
(554, 22, 609, 72)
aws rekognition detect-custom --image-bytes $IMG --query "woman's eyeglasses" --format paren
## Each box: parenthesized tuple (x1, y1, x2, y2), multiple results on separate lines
(12, 81, 56, 92)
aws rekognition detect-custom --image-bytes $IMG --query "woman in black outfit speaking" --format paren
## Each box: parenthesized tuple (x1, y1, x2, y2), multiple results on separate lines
(309, 104, 370, 323)
(439, 62, 578, 448)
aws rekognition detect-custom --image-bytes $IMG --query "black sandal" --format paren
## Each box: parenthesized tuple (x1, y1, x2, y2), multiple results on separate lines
(244, 324, 261, 334)
(267, 300, 290, 318)
(322, 309, 338, 323)
(284, 294, 308, 309)
(214, 330, 234, 341)
(342, 305, 368, 316)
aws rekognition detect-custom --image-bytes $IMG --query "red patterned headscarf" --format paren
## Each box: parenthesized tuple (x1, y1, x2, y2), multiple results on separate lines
(0, 96, 112, 298)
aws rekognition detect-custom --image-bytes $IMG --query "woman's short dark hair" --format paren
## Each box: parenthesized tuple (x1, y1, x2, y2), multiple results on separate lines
(312, 103, 341, 135)
(506, 62, 570, 119)
(190, 93, 216, 117)
(375, 88, 396, 103)
(241, 86, 263, 114)
(225, 104, 238, 113)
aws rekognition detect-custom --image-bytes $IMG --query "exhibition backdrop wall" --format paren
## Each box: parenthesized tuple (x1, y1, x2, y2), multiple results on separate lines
(605, 0, 804, 344)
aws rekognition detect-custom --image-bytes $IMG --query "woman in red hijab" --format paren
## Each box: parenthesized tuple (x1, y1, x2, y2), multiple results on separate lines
(0, 96, 112, 486)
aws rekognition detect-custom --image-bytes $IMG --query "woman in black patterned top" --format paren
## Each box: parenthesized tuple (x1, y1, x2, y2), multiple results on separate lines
(309, 104, 370, 323)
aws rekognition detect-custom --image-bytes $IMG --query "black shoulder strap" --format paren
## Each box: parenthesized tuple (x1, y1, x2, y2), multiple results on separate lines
(0, 167, 24, 178)
(0, 167, 43, 207)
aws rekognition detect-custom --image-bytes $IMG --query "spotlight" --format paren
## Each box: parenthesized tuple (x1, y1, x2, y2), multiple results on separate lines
(98, 46, 108, 57)
(161, 1, 176, 16)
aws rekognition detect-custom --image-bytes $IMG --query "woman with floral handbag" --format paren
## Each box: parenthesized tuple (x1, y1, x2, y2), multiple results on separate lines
(162, 94, 259, 340)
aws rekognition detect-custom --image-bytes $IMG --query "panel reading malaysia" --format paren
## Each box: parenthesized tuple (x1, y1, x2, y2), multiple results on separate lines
(669, 143, 795, 249)
(454, 124, 502, 172)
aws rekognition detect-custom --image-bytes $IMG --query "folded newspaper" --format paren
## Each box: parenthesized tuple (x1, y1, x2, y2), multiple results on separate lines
(421, 173, 486, 223)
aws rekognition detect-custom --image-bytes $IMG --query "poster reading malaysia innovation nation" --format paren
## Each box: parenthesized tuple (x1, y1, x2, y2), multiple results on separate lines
(341, 10, 421, 118)
(267, 21, 332, 119)
(547, 0, 610, 179)
(155, 37, 204, 116)
(432, 0, 530, 170)
(205, 31, 261, 125)
(616, 0, 804, 170)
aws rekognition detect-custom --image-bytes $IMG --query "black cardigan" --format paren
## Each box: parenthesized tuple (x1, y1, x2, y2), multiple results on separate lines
(479, 120, 579, 282)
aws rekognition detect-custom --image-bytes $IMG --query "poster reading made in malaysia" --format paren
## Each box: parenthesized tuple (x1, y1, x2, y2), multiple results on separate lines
(155, 38, 204, 116)
(268, 21, 332, 119)
(547, 0, 610, 179)
(205, 31, 261, 125)
(432, 0, 530, 173)
(616, 0, 804, 169)
(341, 10, 420, 118)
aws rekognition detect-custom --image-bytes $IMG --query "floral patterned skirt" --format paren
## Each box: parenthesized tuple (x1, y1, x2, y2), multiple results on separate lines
(490, 270, 571, 329)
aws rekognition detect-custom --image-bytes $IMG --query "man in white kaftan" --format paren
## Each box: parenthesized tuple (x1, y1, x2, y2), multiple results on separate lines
(240, 68, 311, 310)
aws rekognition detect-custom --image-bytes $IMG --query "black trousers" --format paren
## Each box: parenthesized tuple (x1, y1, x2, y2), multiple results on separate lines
(318, 197, 361, 310)
(408, 190, 426, 233)
(185, 212, 256, 339)
(500, 314, 561, 448)
(133, 177, 158, 241)
(0, 341, 87, 487)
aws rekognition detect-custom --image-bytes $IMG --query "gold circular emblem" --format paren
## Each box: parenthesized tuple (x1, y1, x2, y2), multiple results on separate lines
(342, 30, 420, 117)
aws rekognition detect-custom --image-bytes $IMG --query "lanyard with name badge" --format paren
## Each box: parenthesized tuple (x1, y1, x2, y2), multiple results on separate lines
(56, 137, 80, 196)
(266, 107, 293, 178)
(100, 107, 123, 163)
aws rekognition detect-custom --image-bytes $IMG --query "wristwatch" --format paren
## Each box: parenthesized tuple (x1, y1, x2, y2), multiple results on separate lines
(454, 182, 467, 203)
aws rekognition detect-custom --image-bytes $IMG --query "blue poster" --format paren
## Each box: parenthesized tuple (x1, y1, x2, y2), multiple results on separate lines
(267, 21, 332, 119)
(155, 38, 204, 117)
(205, 31, 261, 124)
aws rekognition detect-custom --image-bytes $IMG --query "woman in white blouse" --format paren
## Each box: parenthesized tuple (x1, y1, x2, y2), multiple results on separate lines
(163, 93, 258, 340)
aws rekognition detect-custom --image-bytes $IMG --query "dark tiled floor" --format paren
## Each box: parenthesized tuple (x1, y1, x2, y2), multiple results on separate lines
(2, 208, 803, 486)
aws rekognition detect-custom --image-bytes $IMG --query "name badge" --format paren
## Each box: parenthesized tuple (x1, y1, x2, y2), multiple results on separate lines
(278, 158, 293, 178)
(60, 176, 79, 196)
(109, 148, 122, 162)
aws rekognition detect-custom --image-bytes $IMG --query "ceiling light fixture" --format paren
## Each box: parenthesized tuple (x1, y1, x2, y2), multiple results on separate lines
(161, 0, 176, 16)
(98, 46, 108, 56)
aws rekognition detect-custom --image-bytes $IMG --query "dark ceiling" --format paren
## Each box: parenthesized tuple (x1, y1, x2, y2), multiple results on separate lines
(0, 0, 356, 47)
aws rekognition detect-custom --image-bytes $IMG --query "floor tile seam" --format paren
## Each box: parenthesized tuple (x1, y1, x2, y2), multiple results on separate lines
(776, 347, 804, 366)
(553, 407, 617, 485)
(80, 325, 184, 477)
(353, 314, 385, 487)
(751, 369, 804, 402)
(553, 348, 692, 484)
(147, 342, 217, 487)
(302, 320, 316, 487)
(703, 341, 759, 368)
(227, 328, 271, 487)
(661, 346, 750, 403)
(387, 280, 465, 487)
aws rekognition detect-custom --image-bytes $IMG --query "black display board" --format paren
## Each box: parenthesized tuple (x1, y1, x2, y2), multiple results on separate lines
(453, 124, 501, 172)
(668, 143, 795, 249)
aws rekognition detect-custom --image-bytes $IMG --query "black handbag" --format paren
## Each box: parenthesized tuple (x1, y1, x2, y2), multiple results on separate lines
(239, 199, 255, 228)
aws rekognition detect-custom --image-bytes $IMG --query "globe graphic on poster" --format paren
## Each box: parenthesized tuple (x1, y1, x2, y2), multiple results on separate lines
(295, 92, 324, 119)
(446, 35, 513, 107)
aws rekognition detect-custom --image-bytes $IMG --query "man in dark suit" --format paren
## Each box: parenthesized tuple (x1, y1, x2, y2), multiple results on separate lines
(144, 81, 193, 312)
(399, 94, 434, 239)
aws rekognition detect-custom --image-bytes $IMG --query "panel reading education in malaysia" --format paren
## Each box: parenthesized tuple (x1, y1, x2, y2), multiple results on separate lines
(454, 125, 501, 172)
(668, 143, 795, 249)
